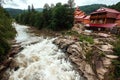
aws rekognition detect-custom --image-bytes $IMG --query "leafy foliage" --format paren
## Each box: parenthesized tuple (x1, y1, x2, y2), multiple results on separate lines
(79, 35, 94, 44)
(79, 2, 120, 15)
(112, 39, 120, 79)
(80, 4, 107, 14)
(5, 8, 24, 18)
(0, 6, 16, 62)
(15, 2, 74, 31)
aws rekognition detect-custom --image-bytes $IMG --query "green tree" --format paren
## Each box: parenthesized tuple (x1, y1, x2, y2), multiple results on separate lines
(15, 1, 74, 31)
(0, 6, 16, 62)
(50, 3, 73, 30)
(43, 3, 51, 27)
(28, 5, 31, 12)
(31, 4, 35, 12)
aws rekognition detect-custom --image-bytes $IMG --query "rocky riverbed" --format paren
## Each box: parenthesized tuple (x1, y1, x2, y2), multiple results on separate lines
(53, 29, 118, 80)
(0, 23, 119, 80)
(1, 23, 85, 80)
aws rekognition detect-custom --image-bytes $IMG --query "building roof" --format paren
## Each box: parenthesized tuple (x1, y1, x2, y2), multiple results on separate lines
(91, 7, 120, 14)
(75, 15, 86, 19)
(84, 15, 90, 19)
(75, 6, 80, 11)
(74, 7, 86, 19)
(86, 23, 117, 28)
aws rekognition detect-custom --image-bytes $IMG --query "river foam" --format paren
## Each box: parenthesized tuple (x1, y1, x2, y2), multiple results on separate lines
(8, 23, 83, 80)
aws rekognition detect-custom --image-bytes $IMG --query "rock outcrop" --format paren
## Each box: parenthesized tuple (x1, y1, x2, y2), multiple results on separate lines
(53, 36, 118, 80)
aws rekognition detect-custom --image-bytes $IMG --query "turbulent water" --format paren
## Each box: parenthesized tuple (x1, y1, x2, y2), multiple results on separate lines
(8, 23, 83, 80)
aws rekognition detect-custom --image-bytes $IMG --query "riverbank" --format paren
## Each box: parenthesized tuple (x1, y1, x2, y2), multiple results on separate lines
(1, 23, 119, 80)
(28, 26, 62, 37)
(0, 24, 57, 80)
(28, 24, 119, 80)
(53, 24, 119, 80)
(0, 40, 21, 79)
(1, 23, 83, 80)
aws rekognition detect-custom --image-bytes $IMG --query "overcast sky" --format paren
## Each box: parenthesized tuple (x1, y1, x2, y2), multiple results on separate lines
(3, 0, 120, 9)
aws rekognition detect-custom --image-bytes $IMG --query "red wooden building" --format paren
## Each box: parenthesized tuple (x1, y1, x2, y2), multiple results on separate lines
(86, 7, 120, 29)
(83, 15, 90, 24)
(74, 7, 86, 23)
(116, 14, 120, 26)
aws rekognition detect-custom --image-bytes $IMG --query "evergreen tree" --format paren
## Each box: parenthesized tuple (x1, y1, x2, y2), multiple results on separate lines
(43, 3, 51, 27)
(28, 5, 31, 12)
(15, 1, 74, 31)
(31, 4, 35, 12)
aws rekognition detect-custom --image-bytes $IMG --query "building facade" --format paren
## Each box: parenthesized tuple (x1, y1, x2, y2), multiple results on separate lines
(88, 7, 120, 29)
(74, 7, 86, 23)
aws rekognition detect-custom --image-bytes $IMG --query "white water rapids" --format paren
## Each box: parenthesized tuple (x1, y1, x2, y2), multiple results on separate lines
(8, 23, 83, 80)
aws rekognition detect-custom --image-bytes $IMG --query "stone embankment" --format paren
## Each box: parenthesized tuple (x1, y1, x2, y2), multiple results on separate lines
(53, 34, 118, 80)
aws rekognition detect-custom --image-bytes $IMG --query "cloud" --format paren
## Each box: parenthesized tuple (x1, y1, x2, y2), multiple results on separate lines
(3, 0, 120, 9)
(9, 2, 19, 7)
(75, 0, 120, 6)
(20, 0, 27, 4)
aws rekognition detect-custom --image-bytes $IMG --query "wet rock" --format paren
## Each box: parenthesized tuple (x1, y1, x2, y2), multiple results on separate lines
(85, 64, 95, 75)
(67, 42, 86, 59)
(9, 58, 19, 70)
(94, 39, 99, 44)
(53, 38, 74, 52)
(101, 44, 113, 50)
(14, 66, 19, 71)
(79, 61, 97, 80)
(106, 55, 118, 59)
(0, 66, 5, 71)
(69, 55, 83, 64)
(98, 33, 111, 38)
(102, 57, 111, 68)
(9, 47, 20, 57)
(97, 68, 108, 79)
(53, 36, 116, 80)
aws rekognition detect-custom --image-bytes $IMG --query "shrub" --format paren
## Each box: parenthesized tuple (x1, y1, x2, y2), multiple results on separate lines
(79, 35, 94, 44)
(113, 40, 120, 56)
(65, 30, 79, 36)
(112, 39, 120, 79)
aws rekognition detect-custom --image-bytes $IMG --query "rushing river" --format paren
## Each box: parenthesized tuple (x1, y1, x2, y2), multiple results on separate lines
(8, 23, 83, 80)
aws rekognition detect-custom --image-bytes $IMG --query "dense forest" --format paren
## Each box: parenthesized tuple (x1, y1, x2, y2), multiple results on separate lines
(5, 8, 43, 18)
(0, 6, 16, 63)
(16, 2, 74, 31)
(80, 2, 120, 15)
(6, 1, 120, 18)
(5, 4, 107, 17)
(5, 8, 24, 18)
(108, 2, 120, 11)
(80, 4, 107, 14)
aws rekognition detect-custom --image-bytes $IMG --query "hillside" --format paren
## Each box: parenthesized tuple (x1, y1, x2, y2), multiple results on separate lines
(5, 4, 108, 17)
(79, 4, 107, 14)
(5, 2, 120, 18)
(5, 8, 24, 18)
(108, 2, 120, 11)
(35, 8, 43, 12)
(5, 8, 43, 18)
